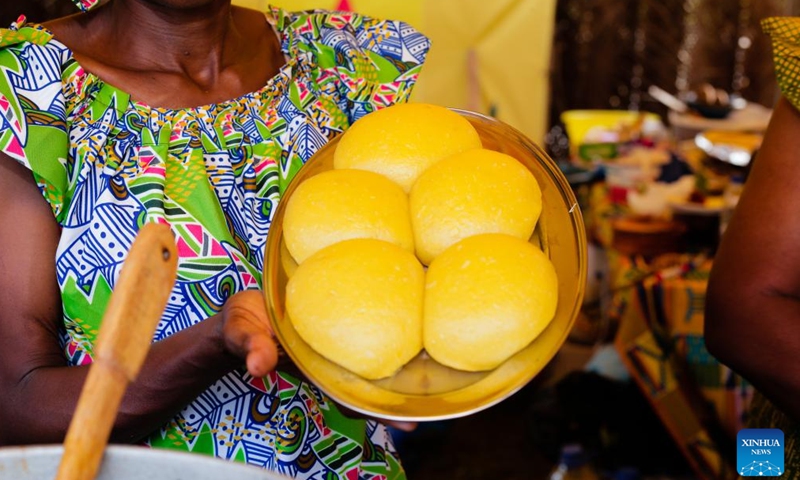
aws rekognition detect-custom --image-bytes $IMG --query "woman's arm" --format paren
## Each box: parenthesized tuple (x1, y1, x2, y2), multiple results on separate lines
(705, 96, 800, 421)
(0, 154, 279, 445)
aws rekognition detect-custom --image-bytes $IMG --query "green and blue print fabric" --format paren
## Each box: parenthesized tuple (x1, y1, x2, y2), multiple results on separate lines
(0, 7, 428, 479)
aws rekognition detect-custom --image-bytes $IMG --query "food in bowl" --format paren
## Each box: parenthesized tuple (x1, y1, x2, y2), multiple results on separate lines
(282, 169, 414, 264)
(285, 238, 425, 380)
(409, 148, 542, 266)
(280, 103, 559, 380)
(333, 103, 482, 192)
(423, 233, 558, 372)
(264, 105, 586, 421)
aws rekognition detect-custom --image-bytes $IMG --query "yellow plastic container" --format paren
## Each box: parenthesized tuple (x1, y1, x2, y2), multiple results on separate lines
(561, 110, 661, 157)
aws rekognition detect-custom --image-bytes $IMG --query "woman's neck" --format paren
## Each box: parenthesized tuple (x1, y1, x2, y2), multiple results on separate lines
(87, 0, 242, 87)
(44, 0, 284, 109)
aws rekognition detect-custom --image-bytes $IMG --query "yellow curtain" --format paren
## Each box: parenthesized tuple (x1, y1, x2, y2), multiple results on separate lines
(416, 0, 556, 143)
(233, 0, 556, 143)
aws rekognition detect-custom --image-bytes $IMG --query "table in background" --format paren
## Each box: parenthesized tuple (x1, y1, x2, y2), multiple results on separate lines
(609, 252, 750, 480)
(578, 174, 751, 480)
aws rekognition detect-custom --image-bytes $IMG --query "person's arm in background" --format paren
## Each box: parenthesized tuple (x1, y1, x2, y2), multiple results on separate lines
(0, 153, 279, 446)
(705, 96, 800, 421)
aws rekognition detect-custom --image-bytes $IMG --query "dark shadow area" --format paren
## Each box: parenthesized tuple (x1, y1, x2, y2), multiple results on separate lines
(395, 372, 693, 479)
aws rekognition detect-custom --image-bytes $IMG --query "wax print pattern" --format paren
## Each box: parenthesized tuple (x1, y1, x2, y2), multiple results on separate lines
(70, 0, 100, 12)
(0, 8, 428, 479)
(763, 17, 800, 114)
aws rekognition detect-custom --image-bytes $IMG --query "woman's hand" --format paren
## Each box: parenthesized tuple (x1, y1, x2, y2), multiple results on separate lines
(219, 290, 280, 378)
(217, 291, 417, 432)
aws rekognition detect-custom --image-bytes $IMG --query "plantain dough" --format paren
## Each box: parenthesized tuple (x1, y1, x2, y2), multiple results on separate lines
(282, 168, 414, 264)
(409, 148, 542, 265)
(423, 233, 558, 372)
(286, 238, 425, 380)
(333, 103, 482, 192)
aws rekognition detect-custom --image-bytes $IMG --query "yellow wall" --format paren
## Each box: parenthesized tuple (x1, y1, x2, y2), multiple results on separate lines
(233, 0, 556, 143)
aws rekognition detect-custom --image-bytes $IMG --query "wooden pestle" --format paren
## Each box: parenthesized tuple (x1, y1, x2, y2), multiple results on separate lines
(56, 223, 178, 480)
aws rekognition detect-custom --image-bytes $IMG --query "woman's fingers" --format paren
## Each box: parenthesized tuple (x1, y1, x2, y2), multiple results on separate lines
(382, 420, 418, 432)
(245, 333, 279, 377)
(221, 290, 279, 377)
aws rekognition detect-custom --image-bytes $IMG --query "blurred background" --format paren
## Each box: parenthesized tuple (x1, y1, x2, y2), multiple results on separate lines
(4, 1, 795, 478)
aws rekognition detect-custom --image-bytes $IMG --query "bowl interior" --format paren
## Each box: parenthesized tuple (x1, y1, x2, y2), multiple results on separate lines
(264, 110, 587, 421)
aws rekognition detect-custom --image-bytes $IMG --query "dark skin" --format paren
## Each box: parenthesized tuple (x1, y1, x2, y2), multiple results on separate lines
(0, 0, 413, 446)
(47, 0, 285, 109)
(705, 96, 800, 421)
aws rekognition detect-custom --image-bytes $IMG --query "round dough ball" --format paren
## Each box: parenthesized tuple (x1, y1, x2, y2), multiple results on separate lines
(423, 233, 558, 372)
(333, 103, 482, 192)
(409, 148, 542, 265)
(283, 169, 414, 264)
(286, 238, 425, 380)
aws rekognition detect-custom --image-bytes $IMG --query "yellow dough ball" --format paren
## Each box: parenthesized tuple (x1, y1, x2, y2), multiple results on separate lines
(423, 234, 558, 372)
(409, 148, 542, 265)
(283, 169, 414, 264)
(286, 238, 425, 380)
(333, 103, 482, 192)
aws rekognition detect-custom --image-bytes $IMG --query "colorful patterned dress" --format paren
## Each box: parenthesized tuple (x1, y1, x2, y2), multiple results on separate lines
(0, 8, 429, 479)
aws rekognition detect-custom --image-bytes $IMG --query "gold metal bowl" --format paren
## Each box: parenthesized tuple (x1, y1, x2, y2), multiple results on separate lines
(263, 110, 587, 421)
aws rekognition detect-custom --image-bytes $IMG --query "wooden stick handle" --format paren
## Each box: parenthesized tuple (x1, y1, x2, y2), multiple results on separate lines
(55, 362, 128, 480)
(56, 223, 178, 480)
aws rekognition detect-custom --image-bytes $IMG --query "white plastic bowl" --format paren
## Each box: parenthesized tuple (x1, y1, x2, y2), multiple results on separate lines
(0, 445, 290, 479)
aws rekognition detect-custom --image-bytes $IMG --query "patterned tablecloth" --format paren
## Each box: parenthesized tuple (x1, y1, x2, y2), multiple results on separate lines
(578, 168, 752, 479)
(608, 251, 751, 480)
